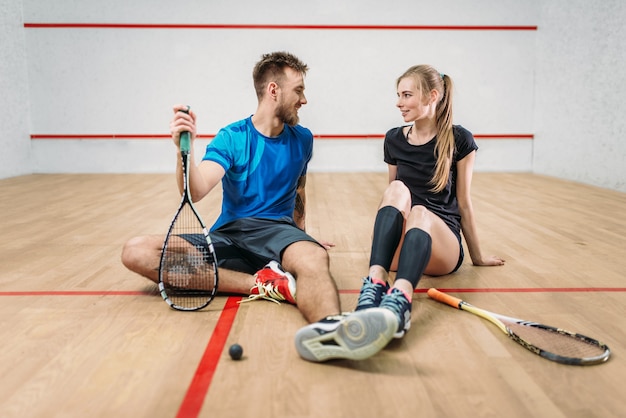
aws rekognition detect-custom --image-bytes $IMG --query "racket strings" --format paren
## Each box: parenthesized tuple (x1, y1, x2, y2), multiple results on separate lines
(161, 205, 216, 309)
(509, 322, 606, 359)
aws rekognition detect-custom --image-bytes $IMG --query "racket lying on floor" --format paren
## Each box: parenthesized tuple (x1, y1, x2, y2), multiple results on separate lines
(427, 288, 610, 366)
(158, 106, 218, 311)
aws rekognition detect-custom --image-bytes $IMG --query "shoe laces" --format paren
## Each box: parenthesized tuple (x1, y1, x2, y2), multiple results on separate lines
(240, 280, 288, 305)
(359, 278, 378, 302)
(356, 277, 386, 309)
(381, 289, 410, 320)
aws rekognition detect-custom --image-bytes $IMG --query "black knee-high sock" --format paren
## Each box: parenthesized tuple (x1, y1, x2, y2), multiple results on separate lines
(369, 206, 404, 271)
(396, 228, 432, 289)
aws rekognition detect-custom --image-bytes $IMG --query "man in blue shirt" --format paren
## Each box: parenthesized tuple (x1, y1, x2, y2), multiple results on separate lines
(122, 51, 396, 362)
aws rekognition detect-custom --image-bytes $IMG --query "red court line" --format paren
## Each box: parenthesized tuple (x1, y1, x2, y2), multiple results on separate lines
(414, 287, 626, 293)
(473, 134, 534, 139)
(317, 134, 535, 140)
(3, 286, 621, 415)
(30, 134, 214, 140)
(0, 289, 241, 417)
(176, 296, 242, 418)
(0, 290, 153, 296)
(339, 287, 626, 294)
(29, 133, 534, 140)
(30, 134, 174, 140)
(24, 23, 538, 31)
(2, 287, 624, 297)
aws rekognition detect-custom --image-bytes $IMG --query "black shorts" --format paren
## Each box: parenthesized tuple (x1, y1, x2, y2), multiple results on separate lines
(451, 231, 464, 273)
(180, 216, 322, 274)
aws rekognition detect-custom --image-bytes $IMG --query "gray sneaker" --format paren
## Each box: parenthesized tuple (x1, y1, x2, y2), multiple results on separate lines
(355, 277, 390, 311)
(379, 288, 412, 338)
(294, 309, 397, 362)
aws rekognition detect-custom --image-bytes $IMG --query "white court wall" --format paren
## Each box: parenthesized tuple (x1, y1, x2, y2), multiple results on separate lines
(20, 0, 537, 174)
(534, 0, 626, 192)
(0, 0, 31, 177)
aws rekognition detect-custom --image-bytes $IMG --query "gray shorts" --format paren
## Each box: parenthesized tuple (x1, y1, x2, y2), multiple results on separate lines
(181, 216, 322, 274)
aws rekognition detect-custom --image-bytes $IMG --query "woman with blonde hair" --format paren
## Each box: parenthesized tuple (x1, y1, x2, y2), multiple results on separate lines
(356, 64, 505, 338)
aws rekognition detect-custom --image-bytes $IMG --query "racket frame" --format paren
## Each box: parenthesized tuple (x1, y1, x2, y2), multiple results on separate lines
(157, 107, 218, 311)
(427, 288, 610, 366)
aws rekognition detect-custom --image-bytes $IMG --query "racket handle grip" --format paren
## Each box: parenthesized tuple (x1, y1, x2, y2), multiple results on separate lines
(179, 106, 191, 154)
(179, 131, 191, 154)
(427, 288, 463, 309)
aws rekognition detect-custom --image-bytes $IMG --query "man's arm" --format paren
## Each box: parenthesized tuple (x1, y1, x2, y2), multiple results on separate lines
(293, 175, 307, 230)
(171, 105, 225, 202)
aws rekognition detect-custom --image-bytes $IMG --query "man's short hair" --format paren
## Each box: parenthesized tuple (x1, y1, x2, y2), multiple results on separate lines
(252, 51, 308, 99)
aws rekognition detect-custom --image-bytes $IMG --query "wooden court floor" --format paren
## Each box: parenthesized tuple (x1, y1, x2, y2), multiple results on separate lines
(0, 172, 625, 418)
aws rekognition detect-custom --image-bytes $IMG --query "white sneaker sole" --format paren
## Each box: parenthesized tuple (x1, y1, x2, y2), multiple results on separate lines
(294, 308, 397, 362)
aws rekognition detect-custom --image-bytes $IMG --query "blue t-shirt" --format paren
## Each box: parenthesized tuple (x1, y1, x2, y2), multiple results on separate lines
(203, 116, 313, 231)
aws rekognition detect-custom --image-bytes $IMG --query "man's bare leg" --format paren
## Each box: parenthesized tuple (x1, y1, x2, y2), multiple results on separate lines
(283, 241, 397, 362)
(121, 235, 254, 293)
(281, 241, 341, 323)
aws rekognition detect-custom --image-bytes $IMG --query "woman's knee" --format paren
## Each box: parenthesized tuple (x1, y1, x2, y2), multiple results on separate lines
(381, 181, 411, 209)
(406, 205, 432, 229)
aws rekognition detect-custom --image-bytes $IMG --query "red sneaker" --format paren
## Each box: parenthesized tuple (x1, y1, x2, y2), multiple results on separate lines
(242, 261, 296, 305)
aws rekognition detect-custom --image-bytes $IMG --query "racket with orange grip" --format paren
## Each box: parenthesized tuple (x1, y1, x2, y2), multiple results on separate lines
(427, 288, 610, 365)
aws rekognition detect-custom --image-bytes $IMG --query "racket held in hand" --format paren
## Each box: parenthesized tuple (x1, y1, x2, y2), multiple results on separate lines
(427, 288, 610, 366)
(158, 107, 218, 311)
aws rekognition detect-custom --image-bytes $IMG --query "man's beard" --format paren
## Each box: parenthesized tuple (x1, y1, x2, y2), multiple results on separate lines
(276, 101, 299, 126)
